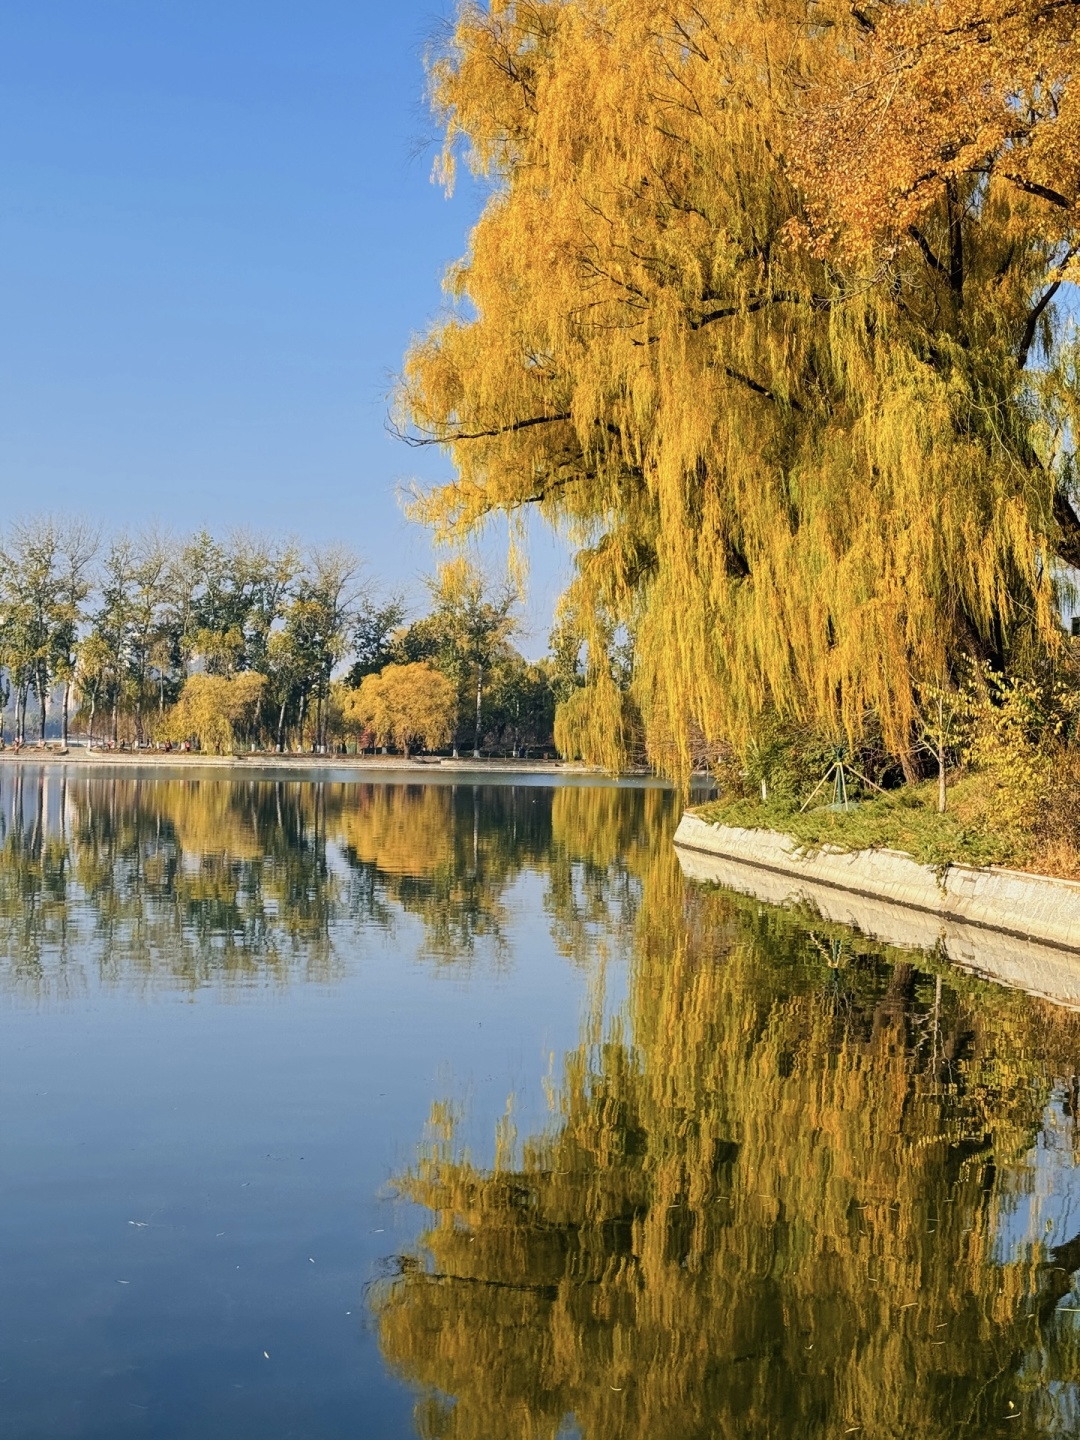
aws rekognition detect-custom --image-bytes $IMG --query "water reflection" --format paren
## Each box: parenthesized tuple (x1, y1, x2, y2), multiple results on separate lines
(9, 768, 1080, 1436)
(375, 850, 1080, 1439)
(0, 767, 670, 992)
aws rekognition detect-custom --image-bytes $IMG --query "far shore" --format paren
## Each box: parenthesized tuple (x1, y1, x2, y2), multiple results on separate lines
(0, 746, 662, 781)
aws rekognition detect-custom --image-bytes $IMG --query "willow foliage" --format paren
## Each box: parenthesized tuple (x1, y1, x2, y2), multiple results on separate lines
(402, 0, 1076, 778)
(795, 0, 1080, 266)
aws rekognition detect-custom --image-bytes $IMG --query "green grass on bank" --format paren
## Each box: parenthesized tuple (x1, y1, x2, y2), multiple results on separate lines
(692, 774, 1028, 872)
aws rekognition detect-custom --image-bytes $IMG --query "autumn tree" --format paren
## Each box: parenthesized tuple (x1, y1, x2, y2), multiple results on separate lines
(161, 672, 266, 755)
(74, 632, 113, 750)
(796, 0, 1080, 279)
(400, 0, 1078, 781)
(348, 662, 457, 756)
(795, 0, 1080, 552)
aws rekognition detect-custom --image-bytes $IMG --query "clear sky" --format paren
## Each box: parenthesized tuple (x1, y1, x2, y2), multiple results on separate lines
(0, 0, 570, 653)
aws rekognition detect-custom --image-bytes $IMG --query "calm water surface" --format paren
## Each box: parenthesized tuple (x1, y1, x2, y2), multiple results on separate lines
(3, 767, 1080, 1439)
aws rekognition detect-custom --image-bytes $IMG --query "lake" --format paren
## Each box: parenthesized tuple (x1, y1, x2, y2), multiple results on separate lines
(3, 766, 1080, 1439)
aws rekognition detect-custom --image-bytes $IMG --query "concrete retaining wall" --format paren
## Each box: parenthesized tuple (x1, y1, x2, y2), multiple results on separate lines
(674, 842, 1080, 1011)
(674, 811, 1080, 963)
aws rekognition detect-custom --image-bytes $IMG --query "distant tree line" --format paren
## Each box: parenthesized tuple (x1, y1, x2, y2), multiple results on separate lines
(0, 519, 567, 757)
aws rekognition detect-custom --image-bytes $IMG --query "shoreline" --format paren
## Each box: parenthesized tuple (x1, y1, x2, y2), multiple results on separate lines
(675, 837, 1080, 1012)
(0, 748, 662, 782)
(674, 811, 1080, 959)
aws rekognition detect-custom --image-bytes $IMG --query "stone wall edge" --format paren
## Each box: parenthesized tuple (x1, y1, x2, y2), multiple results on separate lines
(674, 813, 1080, 956)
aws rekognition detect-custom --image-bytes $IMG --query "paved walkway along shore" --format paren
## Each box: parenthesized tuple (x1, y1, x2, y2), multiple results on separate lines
(0, 749, 658, 781)
(674, 812, 1080, 1009)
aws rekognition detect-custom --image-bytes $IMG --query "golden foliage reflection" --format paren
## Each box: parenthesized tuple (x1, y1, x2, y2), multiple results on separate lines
(376, 849, 1080, 1439)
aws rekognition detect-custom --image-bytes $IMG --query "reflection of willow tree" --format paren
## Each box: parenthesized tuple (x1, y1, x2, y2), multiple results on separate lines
(543, 784, 672, 960)
(375, 853, 1080, 1440)
(335, 782, 676, 963)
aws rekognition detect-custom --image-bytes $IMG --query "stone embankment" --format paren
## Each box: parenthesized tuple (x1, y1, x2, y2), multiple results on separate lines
(674, 812, 1080, 1009)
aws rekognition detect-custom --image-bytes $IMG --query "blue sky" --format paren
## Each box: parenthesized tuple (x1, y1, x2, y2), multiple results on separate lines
(0, 1, 570, 652)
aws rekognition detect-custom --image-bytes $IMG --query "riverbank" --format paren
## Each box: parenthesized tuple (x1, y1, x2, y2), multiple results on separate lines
(691, 777, 1032, 870)
(0, 748, 659, 781)
(674, 811, 1080, 957)
(674, 831, 1080, 1011)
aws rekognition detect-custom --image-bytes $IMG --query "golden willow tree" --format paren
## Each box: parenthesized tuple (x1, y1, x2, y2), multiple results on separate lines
(401, 0, 1080, 778)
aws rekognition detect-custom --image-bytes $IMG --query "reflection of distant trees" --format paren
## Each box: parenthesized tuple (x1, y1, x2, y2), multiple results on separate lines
(0, 768, 678, 991)
(334, 783, 674, 964)
(0, 770, 348, 990)
(338, 783, 548, 963)
(375, 852, 1080, 1440)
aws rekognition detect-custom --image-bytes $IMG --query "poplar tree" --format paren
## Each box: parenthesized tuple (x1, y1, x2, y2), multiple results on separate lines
(401, 0, 1078, 779)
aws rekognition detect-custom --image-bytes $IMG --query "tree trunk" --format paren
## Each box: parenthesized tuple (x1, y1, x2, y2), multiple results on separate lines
(88, 693, 97, 750)
(473, 663, 483, 758)
(937, 740, 947, 813)
(38, 677, 48, 744)
(62, 679, 70, 747)
(277, 698, 288, 752)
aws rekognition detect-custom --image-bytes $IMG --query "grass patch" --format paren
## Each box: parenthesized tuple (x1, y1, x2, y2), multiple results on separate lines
(692, 773, 1030, 871)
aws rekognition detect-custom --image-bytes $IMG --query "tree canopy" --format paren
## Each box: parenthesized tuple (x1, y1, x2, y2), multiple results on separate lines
(349, 661, 457, 756)
(0, 523, 558, 758)
(401, 0, 1080, 779)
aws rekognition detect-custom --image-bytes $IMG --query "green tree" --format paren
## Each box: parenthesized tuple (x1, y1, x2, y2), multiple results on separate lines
(344, 595, 408, 687)
(85, 535, 138, 744)
(122, 531, 175, 746)
(74, 631, 114, 750)
(277, 546, 361, 751)
(0, 519, 96, 745)
(53, 520, 98, 747)
(481, 652, 556, 756)
(417, 560, 520, 757)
